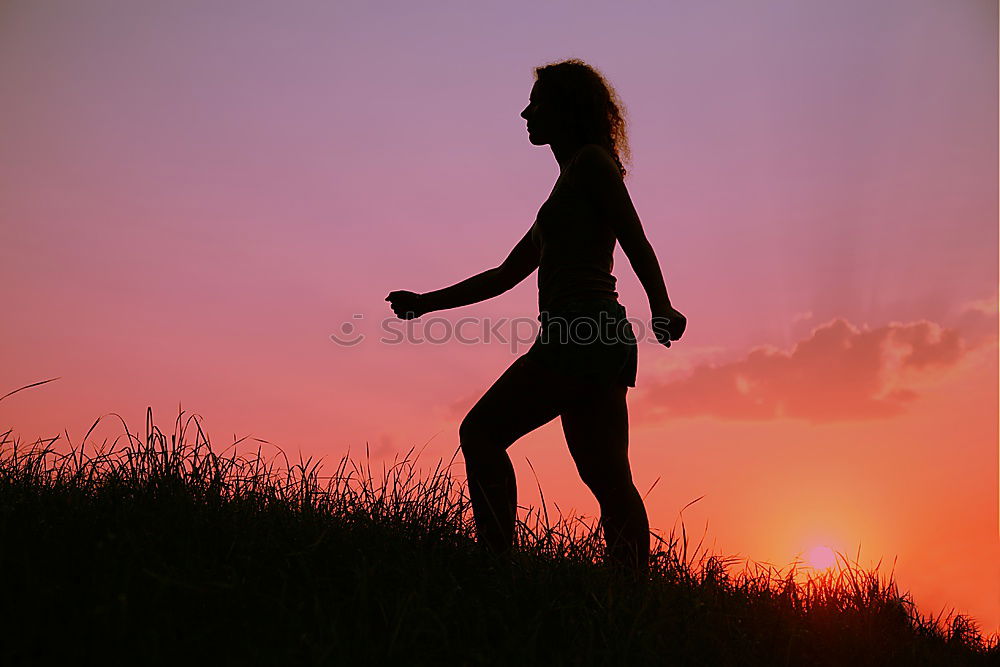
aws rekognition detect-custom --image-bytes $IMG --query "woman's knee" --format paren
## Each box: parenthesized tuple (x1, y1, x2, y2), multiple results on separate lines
(459, 413, 502, 461)
(580, 466, 637, 504)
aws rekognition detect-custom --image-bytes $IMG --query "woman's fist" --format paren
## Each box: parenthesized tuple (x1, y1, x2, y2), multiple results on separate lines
(651, 306, 687, 348)
(386, 290, 428, 320)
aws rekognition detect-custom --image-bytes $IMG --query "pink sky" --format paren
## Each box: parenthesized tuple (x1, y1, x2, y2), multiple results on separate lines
(2, 0, 998, 635)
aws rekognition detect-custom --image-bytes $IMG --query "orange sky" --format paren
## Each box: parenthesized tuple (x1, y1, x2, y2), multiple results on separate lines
(1, 0, 997, 636)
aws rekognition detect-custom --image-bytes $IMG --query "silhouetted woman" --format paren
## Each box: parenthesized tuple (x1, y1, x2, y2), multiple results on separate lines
(387, 59, 686, 575)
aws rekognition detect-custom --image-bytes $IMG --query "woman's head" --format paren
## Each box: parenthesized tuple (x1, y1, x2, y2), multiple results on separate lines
(520, 59, 630, 178)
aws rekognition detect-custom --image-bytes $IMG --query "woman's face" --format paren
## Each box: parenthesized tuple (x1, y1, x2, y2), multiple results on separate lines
(520, 80, 564, 146)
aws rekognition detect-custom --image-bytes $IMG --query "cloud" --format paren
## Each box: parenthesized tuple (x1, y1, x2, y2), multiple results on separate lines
(948, 294, 998, 349)
(445, 391, 481, 419)
(632, 311, 993, 424)
(370, 431, 397, 458)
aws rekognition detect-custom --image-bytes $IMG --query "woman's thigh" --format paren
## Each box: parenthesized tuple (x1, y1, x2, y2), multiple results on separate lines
(460, 353, 589, 453)
(559, 382, 633, 490)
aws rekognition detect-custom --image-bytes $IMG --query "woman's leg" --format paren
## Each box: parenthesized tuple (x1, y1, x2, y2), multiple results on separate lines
(460, 354, 582, 555)
(560, 382, 650, 575)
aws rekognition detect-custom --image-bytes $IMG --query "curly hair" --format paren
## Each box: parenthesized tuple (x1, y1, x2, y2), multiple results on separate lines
(533, 58, 631, 179)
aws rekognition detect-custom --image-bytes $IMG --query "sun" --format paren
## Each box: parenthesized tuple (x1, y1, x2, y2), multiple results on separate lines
(805, 544, 838, 571)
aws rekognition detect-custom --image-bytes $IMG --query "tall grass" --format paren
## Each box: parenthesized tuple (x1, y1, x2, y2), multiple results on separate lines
(0, 407, 996, 666)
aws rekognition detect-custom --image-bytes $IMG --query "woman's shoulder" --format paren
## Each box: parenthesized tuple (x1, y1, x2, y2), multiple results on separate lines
(574, 143, 619, 172)
(578, 142, 611, 158)
(551, 144, 620, 198)
(567, 144, 622, 192)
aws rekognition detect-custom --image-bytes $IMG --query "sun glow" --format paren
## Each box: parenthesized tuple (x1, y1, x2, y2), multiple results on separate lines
(805, 544, 838, 571)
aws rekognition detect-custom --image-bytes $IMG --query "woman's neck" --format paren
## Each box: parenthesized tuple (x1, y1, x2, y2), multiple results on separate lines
(552, 141, 586, 174)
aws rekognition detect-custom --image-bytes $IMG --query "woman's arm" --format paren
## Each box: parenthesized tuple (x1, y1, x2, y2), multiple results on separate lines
(575, 144, 686, 344)
(422, 228, 539, 311)
(419, 267, 505, 313)
(386, 227, 539, 318)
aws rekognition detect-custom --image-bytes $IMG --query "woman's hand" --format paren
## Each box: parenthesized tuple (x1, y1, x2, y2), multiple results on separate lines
(386, 290, 429, 320)
(651, 305, 686, 348)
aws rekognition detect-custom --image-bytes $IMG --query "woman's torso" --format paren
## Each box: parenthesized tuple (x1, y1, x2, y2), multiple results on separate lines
(530, 145, 620, 314)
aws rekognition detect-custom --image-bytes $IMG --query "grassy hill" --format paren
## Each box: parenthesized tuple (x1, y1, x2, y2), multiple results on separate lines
(1, 408, 996, 666)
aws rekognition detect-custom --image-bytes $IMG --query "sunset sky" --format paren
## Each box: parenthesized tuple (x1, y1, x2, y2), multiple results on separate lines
(1, 0, 997, 634)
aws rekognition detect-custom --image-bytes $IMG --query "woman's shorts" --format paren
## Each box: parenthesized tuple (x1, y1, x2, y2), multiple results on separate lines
(523, 297, 638, 388)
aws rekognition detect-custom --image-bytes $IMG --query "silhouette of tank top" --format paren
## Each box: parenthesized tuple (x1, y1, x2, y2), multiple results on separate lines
(530, 145, 620, 313)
